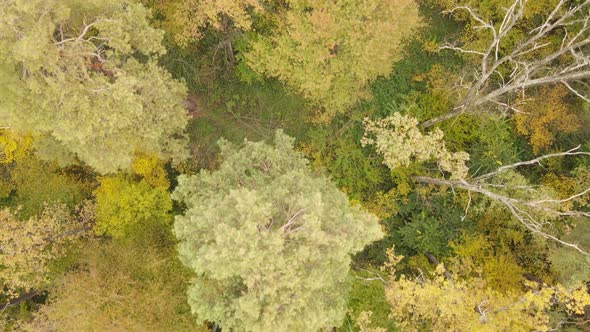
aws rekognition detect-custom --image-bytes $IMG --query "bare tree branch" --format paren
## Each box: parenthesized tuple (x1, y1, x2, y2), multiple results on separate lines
(422, 0, 590, 128)
(408, 144, 590, 254)
(476, 145, 590, 180)
(413, 175, 590, 255)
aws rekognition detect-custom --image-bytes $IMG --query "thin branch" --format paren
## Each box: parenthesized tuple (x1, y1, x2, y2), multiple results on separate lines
(476, 146, 589, 181)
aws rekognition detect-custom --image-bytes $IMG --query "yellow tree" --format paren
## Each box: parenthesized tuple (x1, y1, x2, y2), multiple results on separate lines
(142, 0, 267, 46)
(245, 0, 421, 121)
(22, 239, 207, 331)
(514, 86, 581, 154)
(0, 205, 89, 300)
(383, 248, 590, 332)
(94, 176, 172, 239)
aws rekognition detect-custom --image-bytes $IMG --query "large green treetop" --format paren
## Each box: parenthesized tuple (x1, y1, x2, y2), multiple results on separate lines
(0, 0, 188, 174)
(173, 131, 383, 331)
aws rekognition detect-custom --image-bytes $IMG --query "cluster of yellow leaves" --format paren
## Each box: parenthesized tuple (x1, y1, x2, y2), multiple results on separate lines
(541, 167, 590, 210)
(450, 233, 524, 292)
(142, 0, 265, 46)
(514, 86, 581, 154)
(131, 152, 170, 189)
(383, 245, 590, 332)
(0, 130, 32, 164)
(362, 113, 470, 179)
(94, 176, 172, 238)
(387, 265, 590, 332)
(0, 205, 83, 298)
(363, 183, 411, 220)
(355, 311, 387, 332)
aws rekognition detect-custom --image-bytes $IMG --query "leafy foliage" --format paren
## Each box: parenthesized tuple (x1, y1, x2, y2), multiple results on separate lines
(245, 0, 421, 121)
(131, 152, 170, 189)
(23, 235, 205, 331)
(514, 86, 581, 154)
(0, 205, 87, 299)
(0, 130, 32, 165)
(173, 131, 383, 331)
(94, 176, 172, 239)
(0, 0, 188, 173)
(143, 0, 267, 46)
(385, 248, 590, 332)
(362, 113, 470, 179)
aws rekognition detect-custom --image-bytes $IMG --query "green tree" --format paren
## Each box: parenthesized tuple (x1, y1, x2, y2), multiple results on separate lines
(8, 156, 91, 219)
(0, 0, 188, 174)
(173, 131, 383, 331)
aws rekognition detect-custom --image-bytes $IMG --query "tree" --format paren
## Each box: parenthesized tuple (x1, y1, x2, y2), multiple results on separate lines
(384, 248, 590, 332)
(131, 152, 171, 189)
(363, 114, 590, 253)
(94, 176, 172, 239)
(7, 156, 92, 219)
(0, 205, 89, 300)
(173, 131, 383, 331)
(422, 0, 590, 128)
(142, 0, 267, 46)
(514, 85, 581, 154)
(0, 0, 189, 174)
(23, 238, 207, 332)
(0, 130, 32, 165)
(245, 0, 421, 121)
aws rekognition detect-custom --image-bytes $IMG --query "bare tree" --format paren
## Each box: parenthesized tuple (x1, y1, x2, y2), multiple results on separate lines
(413, 146, 590, 254)
(421, 0, 590, 128)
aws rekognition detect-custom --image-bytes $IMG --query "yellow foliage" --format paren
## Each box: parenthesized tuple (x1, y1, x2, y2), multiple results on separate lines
(514, 86, 581, 154)
(355, 311, 387, 332)
(246, 0, 421, 121)
(450, 233, 524, 292)
(22, 240, 208, 331)
(386, 259, 590, 332)
(541, 170, 590, 210)
(0, 130, 32, 164)
(94, 176, 172, 239)
(0, 205, 86, 299)
(142, 0, 264, 46)
(363, 189, 403, 220)
(131, 152, 170, 189)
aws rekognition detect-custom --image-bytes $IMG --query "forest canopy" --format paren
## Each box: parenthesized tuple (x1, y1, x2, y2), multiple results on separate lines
(0, 0, 589, 331)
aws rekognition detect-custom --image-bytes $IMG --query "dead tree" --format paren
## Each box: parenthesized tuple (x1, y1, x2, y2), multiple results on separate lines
(413, 146, 590, 254)
(421, 0, 590, 128)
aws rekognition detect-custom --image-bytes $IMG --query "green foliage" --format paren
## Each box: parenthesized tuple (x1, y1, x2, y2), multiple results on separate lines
(6, 156, 91, 219)
(342, 271, 398, 332)
(466, 117, 521, 173)
(550, 219, 590, 290)
(299, 127, 388, 200)
(173, 131, 383, 331)
(185, 73, 309, 169)
(393, 193, 466, 257)
(0, 0, 188, 173)
(94, 176, 172, 239)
